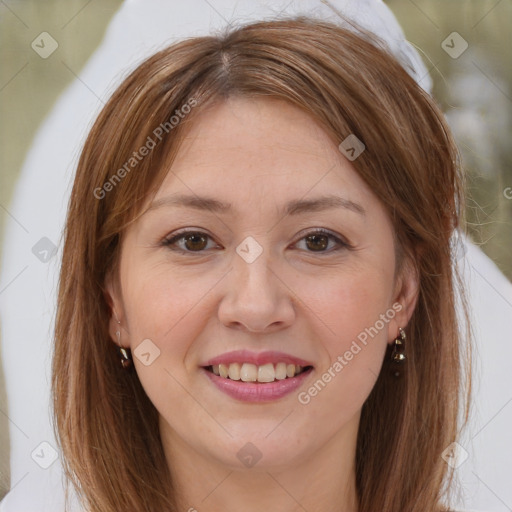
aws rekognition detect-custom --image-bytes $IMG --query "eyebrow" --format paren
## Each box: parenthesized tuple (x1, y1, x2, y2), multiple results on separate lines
(147, 193, 366, 216)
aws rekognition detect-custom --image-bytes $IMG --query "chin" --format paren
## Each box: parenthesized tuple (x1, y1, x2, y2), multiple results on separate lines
(201, 425, 315, 471)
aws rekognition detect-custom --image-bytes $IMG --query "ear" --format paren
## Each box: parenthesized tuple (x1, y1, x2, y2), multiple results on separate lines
(387, 256, 419, 344)
(104, 270, 126, 347)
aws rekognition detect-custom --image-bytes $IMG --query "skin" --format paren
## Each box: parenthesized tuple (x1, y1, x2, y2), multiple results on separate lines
(106, 97, 418, 512)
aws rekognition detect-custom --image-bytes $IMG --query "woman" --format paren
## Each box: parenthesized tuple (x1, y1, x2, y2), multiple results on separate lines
(52, 14, 472, 512)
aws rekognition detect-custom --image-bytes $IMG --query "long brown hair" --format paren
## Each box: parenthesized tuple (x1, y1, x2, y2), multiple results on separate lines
(52, 16, 471, 512)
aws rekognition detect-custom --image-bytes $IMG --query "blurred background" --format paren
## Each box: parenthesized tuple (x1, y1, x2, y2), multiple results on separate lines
(388, 0, 512, 282)
(0, 0, 510, 500)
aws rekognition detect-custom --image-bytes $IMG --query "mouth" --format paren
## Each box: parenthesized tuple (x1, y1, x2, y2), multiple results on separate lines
(200, 351, 314, 402)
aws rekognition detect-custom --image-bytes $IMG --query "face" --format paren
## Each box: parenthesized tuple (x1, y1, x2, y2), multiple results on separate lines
(107, 96, 417, 474)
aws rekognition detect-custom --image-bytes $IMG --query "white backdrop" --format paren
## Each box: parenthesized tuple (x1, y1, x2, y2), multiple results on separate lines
(1, 1, 511, 511)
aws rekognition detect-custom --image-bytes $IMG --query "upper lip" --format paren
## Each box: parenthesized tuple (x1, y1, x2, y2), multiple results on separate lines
(202, 350, 314, 367)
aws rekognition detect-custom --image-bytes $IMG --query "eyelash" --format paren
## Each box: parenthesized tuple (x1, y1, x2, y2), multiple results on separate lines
(161, 228, 351, 254)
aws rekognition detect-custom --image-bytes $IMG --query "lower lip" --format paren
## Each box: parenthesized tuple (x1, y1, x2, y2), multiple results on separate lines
(202, 367, 313, 402)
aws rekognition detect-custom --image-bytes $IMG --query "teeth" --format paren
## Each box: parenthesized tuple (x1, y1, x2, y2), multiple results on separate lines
(210, 362, 307, 382)
(257, 363, 275, 383)
(219, 363, 229, 378)
(228, 362, 241, 380)
(275, 362, 287, 380)
(240, 363, 257, 382)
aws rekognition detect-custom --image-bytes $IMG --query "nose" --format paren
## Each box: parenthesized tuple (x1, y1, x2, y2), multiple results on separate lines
(217, 248, 296, 333)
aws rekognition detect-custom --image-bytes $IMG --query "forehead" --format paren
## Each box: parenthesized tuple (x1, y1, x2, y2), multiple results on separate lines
(153, 96, 376, 213)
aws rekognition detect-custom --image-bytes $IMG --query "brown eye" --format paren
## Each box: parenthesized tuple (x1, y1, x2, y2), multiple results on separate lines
(182, 233, 208, 251)
(163, 231, 216, 252)
(305, 234, 329, 251)
(294, 229, 348, 253)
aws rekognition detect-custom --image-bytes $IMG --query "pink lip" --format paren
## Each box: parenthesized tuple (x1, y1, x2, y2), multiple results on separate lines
(202, 366, 313, 402)
(202, 350, 313, 367)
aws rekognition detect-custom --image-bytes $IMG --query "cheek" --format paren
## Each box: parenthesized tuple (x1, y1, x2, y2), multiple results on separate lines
(119, 264, 215, 415)
(120, 258, 220, 346)
(294, 266, 394, 409)
(297, 263, 394, 350)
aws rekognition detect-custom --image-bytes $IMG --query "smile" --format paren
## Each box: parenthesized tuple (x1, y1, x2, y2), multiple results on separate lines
(201, 350, 314, 402)
(207, 362, 310, 382)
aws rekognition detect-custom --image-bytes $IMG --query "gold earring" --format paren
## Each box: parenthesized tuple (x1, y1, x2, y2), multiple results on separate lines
(390, 327, 406, 378)
(115, 316, 133, 370)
